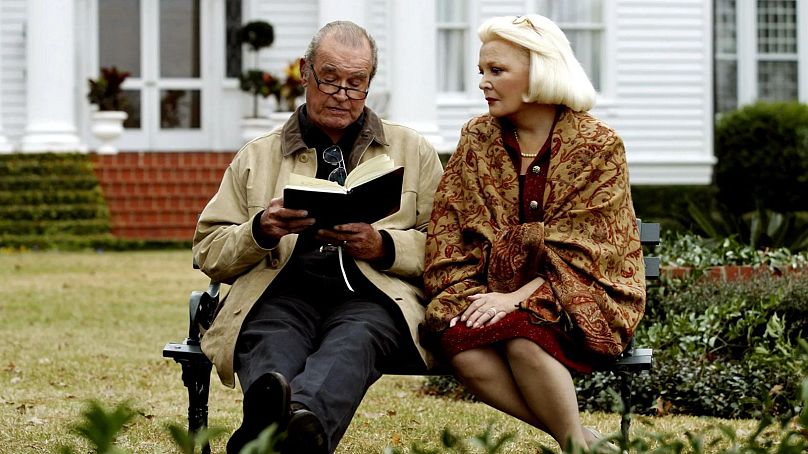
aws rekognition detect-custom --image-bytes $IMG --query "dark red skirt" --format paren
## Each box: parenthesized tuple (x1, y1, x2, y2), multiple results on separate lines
(440, 310, 598, 374)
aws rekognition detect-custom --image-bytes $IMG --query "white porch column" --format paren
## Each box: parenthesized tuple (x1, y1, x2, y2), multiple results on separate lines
(388, 0, 445, 150)
(0, 61, 13, 153)
(318, 0, 367, 28)
(20, 0, 86, 152)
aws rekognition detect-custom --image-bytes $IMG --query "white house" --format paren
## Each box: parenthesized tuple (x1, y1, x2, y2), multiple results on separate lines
(1, 0, 806, 185)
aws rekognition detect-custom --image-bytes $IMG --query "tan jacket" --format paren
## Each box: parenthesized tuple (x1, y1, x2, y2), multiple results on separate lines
(193, 107, 444, 387)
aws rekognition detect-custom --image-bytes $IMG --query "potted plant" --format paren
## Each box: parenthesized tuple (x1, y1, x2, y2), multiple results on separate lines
(237, 20, 277, 142)
(87, 66, 130, 154)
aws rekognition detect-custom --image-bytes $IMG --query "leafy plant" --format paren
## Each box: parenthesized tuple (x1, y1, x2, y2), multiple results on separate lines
(384, 423, 515, 454)
(237, 21, 275, 52)
(237, 21, 277, 118)
(686, 198, 808, 253)
(60, 401, 136, 454)
(654, 231, 808, 269)
(87, 67, 131, 111)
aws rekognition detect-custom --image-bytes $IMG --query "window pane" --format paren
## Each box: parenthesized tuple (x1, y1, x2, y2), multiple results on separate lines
(566, 30, 601, 91)
(716, 59, 738, 113)
(552, 0, 602, 23)
(437, 0, 466, 22)
(160, 89, 201, 129)
(225, 0, 242, 78)
(99, 0, 140, 77)
(716, 0, 737, 54)
(758, 60, 798, 102)
(122, 90, 141, 129)
(757, 0, 797, 54)
(436, 0, 468, 93)
(437, 30, 466, 91)
(160, 0, 200, 78)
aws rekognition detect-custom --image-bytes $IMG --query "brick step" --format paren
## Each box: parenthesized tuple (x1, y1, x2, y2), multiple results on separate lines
(104, 195, 211, 212)
(110, 211, 200, 225)
(99, 182, 221, 197)
(111, 225, 195, 241)
(92, 151, 236, 169)
(95, 167, 227, 183)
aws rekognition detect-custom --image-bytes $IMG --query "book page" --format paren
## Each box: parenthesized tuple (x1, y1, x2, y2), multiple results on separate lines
(287, 173, 345, 191)
(345, 154, 396, 189)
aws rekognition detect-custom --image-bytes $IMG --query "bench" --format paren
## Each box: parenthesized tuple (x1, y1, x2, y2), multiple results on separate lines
(163, 220, 660, 453)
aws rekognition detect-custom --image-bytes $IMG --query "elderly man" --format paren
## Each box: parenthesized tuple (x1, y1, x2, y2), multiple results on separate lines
(193, 21, 443, 454)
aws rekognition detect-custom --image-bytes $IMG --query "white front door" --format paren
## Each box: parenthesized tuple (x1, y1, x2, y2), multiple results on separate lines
(95, 0, 214, 150)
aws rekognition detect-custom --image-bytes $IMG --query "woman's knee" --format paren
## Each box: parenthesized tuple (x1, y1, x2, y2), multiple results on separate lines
(450, 348, 496, 381)
(504, 338, 546, 364)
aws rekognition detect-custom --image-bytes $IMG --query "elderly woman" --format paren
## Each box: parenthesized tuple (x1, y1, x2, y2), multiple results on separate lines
(423, 14, 646, 451)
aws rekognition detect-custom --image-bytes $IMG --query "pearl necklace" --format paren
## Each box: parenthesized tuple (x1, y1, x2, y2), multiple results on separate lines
(513, 130, 539, 158)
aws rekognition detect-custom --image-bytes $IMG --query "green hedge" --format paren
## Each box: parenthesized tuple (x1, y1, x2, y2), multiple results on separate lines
(715, 101, 808, 214)
(630, 185, 716, 234)
(0, 153, 111, 249)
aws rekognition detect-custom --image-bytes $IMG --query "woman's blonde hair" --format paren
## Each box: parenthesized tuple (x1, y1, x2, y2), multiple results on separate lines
(478, 14, 596, 112)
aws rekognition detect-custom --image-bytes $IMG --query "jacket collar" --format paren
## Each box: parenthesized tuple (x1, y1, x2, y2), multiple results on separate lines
(280, 105, 388, 159)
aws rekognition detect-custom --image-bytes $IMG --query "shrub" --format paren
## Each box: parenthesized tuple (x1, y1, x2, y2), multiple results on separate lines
(630, 185, 716, 234)
(0, 153, 112, 250)
(714, 101, 808, 215)
(583, 272, 808, 419)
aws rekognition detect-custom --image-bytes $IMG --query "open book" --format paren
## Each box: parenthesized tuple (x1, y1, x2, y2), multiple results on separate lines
(283, 154, 404, 228)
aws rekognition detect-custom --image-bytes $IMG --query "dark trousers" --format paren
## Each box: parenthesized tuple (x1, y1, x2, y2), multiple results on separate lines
(234, 256, 411, 452)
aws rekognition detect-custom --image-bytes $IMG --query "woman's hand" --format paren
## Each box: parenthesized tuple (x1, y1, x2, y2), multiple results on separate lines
(448, 276, 545, 329)
(450, 291, 521, 328)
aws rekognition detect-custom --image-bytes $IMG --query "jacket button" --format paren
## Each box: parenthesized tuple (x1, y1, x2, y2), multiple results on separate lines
(299, 154, 309, 163)
(532, 165, 541, 174)
(270, 259, 280, 268)
(529, 200, 539, 210)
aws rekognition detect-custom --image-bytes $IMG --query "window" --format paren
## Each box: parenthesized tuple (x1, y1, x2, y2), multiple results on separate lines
(536, 0, 604, 91)
(715, 0, 738, 112)
(225, 0, 242, 79)
(436, 0, 468, 93)
(715, 0, 800, 113)
(756, 0, 798, 102)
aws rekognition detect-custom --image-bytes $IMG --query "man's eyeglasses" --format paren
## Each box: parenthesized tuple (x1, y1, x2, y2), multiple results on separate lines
(512, 16, 542, 37)
(323, 145, 347, 185)
(309, 65, 369, 100)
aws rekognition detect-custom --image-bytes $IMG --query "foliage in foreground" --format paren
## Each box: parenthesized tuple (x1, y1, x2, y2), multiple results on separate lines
(58, 370, 808, 453)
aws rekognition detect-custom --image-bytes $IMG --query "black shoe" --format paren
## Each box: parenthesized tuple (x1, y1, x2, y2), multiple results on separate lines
(227, 372, 291, 454)
(282, 409, 328, 454)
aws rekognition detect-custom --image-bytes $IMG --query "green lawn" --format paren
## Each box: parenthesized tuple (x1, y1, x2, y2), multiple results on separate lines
(0, 250, 773, 453)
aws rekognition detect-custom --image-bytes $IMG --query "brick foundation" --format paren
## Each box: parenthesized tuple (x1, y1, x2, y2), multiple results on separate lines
(91, 151, 236, 240)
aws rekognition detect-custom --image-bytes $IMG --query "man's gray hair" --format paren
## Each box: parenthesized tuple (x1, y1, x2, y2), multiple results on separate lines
(304, 21, 378, 81)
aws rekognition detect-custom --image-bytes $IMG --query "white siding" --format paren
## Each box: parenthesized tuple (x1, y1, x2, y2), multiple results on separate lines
(605, 0, 714, 184)
(252, 0, 318, 82)
(1, 0, 27, 142)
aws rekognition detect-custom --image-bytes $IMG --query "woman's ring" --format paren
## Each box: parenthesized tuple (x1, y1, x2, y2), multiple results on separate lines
(487, 307, 497, 316)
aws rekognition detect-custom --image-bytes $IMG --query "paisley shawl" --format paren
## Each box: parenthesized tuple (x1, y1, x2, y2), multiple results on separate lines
(423, 109, 645, 357)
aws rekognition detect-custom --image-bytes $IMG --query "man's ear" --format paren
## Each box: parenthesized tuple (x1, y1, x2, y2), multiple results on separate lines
(299, 58, 309, 88)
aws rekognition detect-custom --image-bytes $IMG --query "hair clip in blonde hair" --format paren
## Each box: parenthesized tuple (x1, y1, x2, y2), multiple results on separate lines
(512, 16, 542, 36)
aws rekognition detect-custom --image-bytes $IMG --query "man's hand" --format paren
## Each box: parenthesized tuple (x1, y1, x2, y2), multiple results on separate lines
(316, 223, 384, 261)
(259, 197, 316, 242)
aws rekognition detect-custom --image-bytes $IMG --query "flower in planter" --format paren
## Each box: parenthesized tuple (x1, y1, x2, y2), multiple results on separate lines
(240, 70, 282, 118)
(87, 66, 131, 111)
(278, 61, 305, 112)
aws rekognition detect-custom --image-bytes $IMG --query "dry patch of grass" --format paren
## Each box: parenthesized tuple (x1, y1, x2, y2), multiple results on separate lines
(0, 251, 776, 453)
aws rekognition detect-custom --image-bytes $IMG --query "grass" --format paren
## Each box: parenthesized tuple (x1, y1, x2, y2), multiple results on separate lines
(0, 250, 779, 453)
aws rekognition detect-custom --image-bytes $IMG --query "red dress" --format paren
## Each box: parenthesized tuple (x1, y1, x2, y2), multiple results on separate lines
(439, 121, 599, 374)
